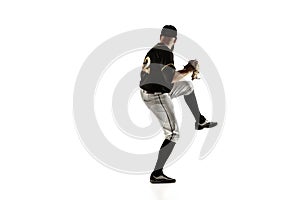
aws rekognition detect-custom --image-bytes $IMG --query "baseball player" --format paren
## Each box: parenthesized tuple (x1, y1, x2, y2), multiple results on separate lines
(139, 25, 217, 184)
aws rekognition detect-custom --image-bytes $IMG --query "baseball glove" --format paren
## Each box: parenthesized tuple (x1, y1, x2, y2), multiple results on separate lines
(183, 59, 200, 80)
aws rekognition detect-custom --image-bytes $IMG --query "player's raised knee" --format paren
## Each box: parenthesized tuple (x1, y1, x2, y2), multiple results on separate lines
(187, 81, 194, 89)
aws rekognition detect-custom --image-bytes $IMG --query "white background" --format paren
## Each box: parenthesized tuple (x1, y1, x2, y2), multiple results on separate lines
(1, 0, 300, 199)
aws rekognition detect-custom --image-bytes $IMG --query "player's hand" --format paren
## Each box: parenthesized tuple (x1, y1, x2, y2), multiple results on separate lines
(184, 59, 200, 80)
(191, 70, 200, 80)
(188, 59, 200, 71)
(184, 59, 199, 72)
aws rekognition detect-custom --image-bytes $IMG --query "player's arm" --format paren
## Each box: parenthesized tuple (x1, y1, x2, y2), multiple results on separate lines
(172, 60, 200, 82)
(172, 69, 192, 83)
(165, 52, 192, 83)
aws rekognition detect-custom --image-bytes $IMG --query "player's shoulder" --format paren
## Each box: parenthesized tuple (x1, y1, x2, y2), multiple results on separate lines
(153, 43, 172, 52)
(147, 43, 172, 56)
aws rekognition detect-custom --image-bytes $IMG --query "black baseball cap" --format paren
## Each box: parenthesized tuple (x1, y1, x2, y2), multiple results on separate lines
(161, 25, 177, 38)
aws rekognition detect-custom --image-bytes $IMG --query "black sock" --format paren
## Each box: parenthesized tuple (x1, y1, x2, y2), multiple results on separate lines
(152, 139, 176, 175)
(184, 91, 206, 124)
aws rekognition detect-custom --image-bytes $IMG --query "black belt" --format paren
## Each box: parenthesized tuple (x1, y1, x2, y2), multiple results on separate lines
(141, 89, 165, 95)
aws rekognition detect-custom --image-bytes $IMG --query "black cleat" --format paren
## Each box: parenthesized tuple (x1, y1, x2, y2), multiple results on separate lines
(195, 120, 218, 130)
(150, 172, 176, 184)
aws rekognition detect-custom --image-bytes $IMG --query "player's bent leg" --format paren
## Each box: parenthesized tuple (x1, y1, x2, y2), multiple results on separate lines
(169, 81, 218, 130)
(170, 81, 205, 123)
(184, 89, 206, 124)
(169, 81, 194, 99)
(183, 88, 218, 130)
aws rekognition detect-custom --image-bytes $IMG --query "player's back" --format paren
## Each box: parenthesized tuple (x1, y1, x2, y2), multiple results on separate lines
(139, 43, 176, 93)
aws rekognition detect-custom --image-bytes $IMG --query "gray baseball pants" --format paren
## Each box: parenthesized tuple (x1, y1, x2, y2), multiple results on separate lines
(140, 81, 194, 143)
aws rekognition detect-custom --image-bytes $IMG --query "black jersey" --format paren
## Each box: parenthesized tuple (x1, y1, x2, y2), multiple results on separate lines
(139, 43, 176, 93)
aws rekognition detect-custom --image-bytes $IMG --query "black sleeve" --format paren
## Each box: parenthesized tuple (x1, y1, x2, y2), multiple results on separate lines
(169, 52, 176, 70)
(160, 51, 176, 70)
